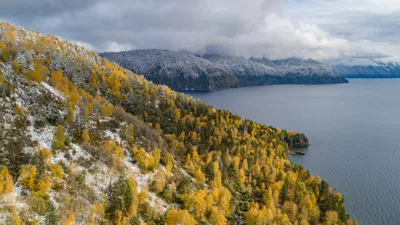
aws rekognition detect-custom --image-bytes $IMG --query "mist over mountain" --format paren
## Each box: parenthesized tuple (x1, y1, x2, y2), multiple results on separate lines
(330, 58, 400, 78)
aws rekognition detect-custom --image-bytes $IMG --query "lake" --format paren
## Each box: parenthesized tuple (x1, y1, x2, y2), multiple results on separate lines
(189, 79, 400, 225)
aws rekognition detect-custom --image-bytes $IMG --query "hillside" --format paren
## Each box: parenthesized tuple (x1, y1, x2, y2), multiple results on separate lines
(331, 59, 400, 78)
(101, 50, 348, 91)
(0, 22, 354, 225)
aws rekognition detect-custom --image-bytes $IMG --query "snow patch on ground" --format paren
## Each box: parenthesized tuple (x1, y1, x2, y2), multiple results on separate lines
(41, 82, 65, 100)
(11, 92, 25, 107)
(1, 113, 14, 130)
(147, 190, 169, 214)
(124, 160, 151, 192)
(124, 159, 170, 213)
(85, 161, 117, 198)
(28, 120, 55, 150)
(104, 129, 122, 144)
(51, 151, 67, 164)
(98, 117, 113, 123)
(0, 187, 29, 223)
(180, 168, 197, 183)
(70, 143, 91, 161)
(49, 191, 61, 209)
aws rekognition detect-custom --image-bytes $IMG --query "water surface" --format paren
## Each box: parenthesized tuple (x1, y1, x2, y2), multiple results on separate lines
(189, 79, 400, 225)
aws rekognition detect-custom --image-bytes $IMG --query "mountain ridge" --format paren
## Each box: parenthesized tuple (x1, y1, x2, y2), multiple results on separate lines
(100, 49, 239, 91)
(100, 49, 348, 91)
(331, 58, 400, 78)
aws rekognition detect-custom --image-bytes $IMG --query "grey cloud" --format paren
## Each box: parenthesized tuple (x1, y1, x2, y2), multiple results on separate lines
(3, 0, 282, 51)
(0, 0, 398, 61)
(317, 11, 400, 44)
(0, 0, 100, 19)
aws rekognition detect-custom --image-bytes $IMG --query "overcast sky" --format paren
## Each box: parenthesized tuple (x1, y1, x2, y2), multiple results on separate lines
(1, 0, 400, 62)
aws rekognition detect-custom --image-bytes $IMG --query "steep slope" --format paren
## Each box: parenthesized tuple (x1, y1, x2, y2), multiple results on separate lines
(331, 58, 400, 78)
(0, 22, 355, 225)
(100, 49, 238, 91)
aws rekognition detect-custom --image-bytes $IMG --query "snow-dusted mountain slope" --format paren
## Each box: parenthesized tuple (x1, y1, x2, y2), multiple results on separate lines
(100, 49, 238, 91)
(331, 58, 400, 78)
(251, 57, 344, 78)
(211, 55, 348, 86)
(203, 54, 279, 77)
(101, 50, 348, 91)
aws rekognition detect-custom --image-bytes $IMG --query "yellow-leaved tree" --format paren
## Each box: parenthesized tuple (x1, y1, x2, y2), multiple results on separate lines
(103, 140, 124, 168)
(19, 165, 37, 190)
(150, 169, 166, 194)
(82, 129, 91, 144)
(52, 125, 66, 149)
(27, 60, 46, 83)
(62, 213, 76, 225)
(166, 209, 197, 225)
(0, 168, 14, 195)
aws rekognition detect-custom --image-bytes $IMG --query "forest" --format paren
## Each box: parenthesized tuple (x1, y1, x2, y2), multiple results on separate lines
(0, 22, 355, 225)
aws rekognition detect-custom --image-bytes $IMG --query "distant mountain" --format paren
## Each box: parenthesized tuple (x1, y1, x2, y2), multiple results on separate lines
(271, 58, 324, 67)
(100, 49, 238, 91)
(101, 49, 348, 91)
(250, 57, 348, 85)
(331, 59, 400, 78)
(203, 54, 283, 87)
(204, 55, 278, 77)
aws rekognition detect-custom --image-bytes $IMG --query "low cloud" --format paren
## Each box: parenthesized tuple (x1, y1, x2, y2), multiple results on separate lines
(1, 0, 400, 62)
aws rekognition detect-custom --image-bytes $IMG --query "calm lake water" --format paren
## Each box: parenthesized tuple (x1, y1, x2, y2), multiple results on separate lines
(189, 79, 400, 225)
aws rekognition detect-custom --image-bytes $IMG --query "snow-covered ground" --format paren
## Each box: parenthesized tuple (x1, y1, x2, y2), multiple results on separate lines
(124, 159, 170, 213)
(104, 129, 122, 144)
(40, 82, 65, 100)
(28, 121, 55, 150)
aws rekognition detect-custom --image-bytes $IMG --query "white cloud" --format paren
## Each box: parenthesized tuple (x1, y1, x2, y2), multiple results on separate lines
(281, 0, 400, 62)
(102, 42, 135, 53)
